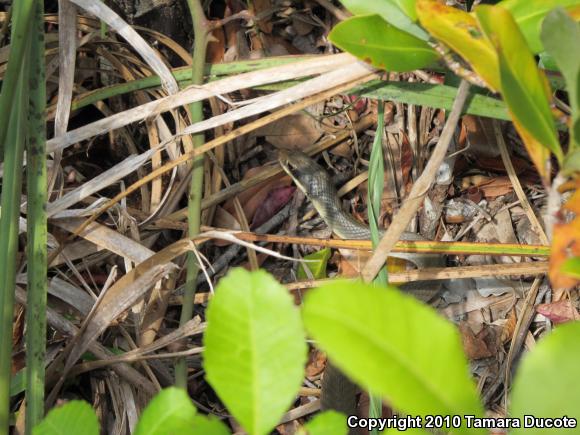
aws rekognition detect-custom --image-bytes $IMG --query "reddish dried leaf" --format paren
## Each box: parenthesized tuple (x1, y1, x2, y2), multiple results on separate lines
(536, 300, 580, 324)
(223, 168, 291, 223)
(251, 186, 295, 229)
(305, 348, 327, 378)
(459, 323, 494, 360)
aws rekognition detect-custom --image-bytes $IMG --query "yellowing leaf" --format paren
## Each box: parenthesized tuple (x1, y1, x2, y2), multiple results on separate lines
(511, 118, 551, 183)
(416, 0, 500, 91)
(476, 5, 563, 182)
(550, 189, 580, 290)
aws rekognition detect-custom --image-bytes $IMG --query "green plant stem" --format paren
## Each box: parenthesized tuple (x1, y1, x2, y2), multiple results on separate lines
(0, 0, 35, 162)
(368, 102, 386, 431)
(24, 0, 47, 431)
(175, 0, 209, 389)
(0, 47, 30, 435)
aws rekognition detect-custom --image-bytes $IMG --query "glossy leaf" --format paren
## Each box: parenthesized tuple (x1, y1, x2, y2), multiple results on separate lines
(338, 0, 428, 40)
(476, 5, 562, 181)
(33, 401, 98, 435)
(298, 248, 332, 280)
(204, 269, 307, 435)
(416, 0, 500, 91)
(297, 411, 348, 435)
(510, 322, 580, 433)
(302, 280, 485, 435)
(499, 0, 580, 53)
(329, 15, 437, 72)
(541, 7, 580, 150)
(192, 415, 231, 435)
(134, 388, 197, 435)
(394, 0, 418, 21)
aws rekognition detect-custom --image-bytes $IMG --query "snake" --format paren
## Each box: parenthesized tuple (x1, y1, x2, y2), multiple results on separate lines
(278, 149, 444, 417)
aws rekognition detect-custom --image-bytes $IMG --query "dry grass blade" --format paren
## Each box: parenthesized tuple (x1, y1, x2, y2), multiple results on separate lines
(493, 120, 549, 245)
(68, 0, 178, 94)
(51, 219, 155, 264)
(47, 148, 161, 216)
(13, 288, 158, 396)
(46, 53, 357, 153)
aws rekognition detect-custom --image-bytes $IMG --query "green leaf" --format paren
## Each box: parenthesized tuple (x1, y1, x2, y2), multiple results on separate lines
(416, 0, 500, 91)
(564, 148, 580, 173)
(476, 5, 562, 182)
(561, 257, 580, 278)
(297, 411, 348, 435)
(499, 0, 580, 53)
(329, 15, 438, 72)
(510, 321, 580, 434)
(352, 81, 510, 120)
(134, 388, 197, 435)
(368, 103, 388, 287)
(394, 0, 418, 21)
(298, 248, 332, 280)
(338, 0, 428, 40)
(33, 401, 98, 435)
(302, 281, 485, 435)
(203, 269, 307, 435)
(192, 415, 231, 435)
(541, 7, 580, 149)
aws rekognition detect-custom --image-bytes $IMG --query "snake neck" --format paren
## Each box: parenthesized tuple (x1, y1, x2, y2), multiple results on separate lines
(309, 195, 373, 240)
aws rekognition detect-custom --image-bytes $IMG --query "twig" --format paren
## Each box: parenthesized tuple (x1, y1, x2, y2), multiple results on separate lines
(493, 120, 549, 245)
(361, 80, 472, 282)
(285, 262, 549, 289)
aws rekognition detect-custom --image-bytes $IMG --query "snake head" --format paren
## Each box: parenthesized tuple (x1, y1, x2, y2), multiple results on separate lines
(278, 150, 335, 200)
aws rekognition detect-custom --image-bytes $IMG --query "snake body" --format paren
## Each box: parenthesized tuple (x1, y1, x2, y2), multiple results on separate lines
(278, 150, 443, 271)
(279, 150, 444, 418)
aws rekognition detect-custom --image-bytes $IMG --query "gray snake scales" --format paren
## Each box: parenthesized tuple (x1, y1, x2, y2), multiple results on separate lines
(279, 149, 444, 418)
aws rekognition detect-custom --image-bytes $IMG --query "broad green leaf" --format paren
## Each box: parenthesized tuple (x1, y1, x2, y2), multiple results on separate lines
(302, 281, 485, 435)
(561, 257, 580, 279)
(476, 5, 563, 182)
(134, 388, 197, 435)
(394, 0, 418, 21)
(33, 401, 98, 435)
(204, 268, 307, 435)
(298, 248, 332, 280)
(329, 15, 438, 72)
(416, 0, 500, 91)
(499, 0, 580, 53)
(192, 415, 231, 435)
(338, 0, 428, 40)
(297, 411, 348, 435)
(541, 8, 580, 150)
(510, 321, 580, 434)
